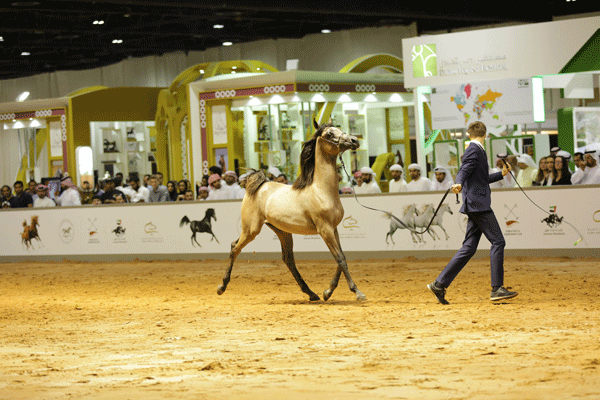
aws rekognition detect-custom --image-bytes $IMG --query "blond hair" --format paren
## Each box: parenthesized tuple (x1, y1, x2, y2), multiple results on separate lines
(467, 121, 487, 138)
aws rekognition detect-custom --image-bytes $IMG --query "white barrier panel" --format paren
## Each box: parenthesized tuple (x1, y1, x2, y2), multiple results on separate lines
(2, 186, 599, 259)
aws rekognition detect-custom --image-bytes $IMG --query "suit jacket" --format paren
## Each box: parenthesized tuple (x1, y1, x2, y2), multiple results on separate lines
(455, 142, 503, 214)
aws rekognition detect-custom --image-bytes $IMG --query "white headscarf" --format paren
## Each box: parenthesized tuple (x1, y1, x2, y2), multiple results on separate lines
(407, 163, 421, 172)
(585, 149, 599, 163)
(360, 166, 376, 176)
(431, 166, 454, 190)
(389, 164, 403, 172)
(517, 154, 537, 169)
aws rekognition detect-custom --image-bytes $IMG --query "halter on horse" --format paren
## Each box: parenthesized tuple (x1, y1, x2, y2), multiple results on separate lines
(218, 121, 365, 301)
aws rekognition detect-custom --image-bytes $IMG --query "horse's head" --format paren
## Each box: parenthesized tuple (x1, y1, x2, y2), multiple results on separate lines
(314, 121, 359, 154)
(207, 208, 217, 221)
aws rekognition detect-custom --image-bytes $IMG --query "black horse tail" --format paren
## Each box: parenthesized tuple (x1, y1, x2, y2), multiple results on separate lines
(245, 169, 267, 197)
(180, 215, 191, 227)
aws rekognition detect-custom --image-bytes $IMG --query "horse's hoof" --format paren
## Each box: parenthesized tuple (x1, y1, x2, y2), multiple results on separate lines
(309, 293, 321, 302)
(217, 285, 226, 295)
(356, 292, 367, 301)
(323, 289, 332, 301)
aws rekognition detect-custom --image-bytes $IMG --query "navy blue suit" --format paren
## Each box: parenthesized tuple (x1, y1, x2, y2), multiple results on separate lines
(436, 141, 506, 288)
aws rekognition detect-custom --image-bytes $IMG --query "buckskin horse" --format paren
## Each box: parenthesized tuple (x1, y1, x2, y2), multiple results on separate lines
(217, 121, 365, 301)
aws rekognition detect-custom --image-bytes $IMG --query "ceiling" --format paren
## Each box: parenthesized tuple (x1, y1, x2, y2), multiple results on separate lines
(0, 0, 597, 81)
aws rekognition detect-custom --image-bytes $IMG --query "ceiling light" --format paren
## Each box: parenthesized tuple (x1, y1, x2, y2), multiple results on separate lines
(199, 69, 205, 74)
(222, 41, 233, 46)
(213, 24, 224, 29)
(112, 39, 123, 44)
(21, 52, 30, 56)
(232, 66, 237, 69)
(16, 91, 30, 102)
(321, 29, 331, 34)
(93, 20, 104, 25)
(0, 36, 4, 41)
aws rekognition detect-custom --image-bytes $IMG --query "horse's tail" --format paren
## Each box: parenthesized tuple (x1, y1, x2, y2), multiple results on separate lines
(180, 215, 191, 227)
(245, 169, 267, 197)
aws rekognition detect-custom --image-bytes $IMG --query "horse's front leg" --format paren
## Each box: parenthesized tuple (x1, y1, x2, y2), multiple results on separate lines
(320, 226, 366, 301)
(217, 219, 262, 295)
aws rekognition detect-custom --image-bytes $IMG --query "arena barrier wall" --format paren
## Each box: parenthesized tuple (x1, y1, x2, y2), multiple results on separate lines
(1, 186, 598, 262)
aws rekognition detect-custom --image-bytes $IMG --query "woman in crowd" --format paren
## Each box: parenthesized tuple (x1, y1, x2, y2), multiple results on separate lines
(552, 155, 572, 185)
(166, 180, 179, 201)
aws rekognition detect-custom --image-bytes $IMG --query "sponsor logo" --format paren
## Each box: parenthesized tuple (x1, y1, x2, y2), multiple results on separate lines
(142, 221, 163, 243)
(412, 44, 438, 78)
(593, 210, 600, 223)
(59, 219, 74, 244)
(111, 220, 127, 243)
(342, 215, 359, 231)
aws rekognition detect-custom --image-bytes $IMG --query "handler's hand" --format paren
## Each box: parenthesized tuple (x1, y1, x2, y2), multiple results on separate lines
(502, 162, 511, 176)
(452, 184, 462, 194)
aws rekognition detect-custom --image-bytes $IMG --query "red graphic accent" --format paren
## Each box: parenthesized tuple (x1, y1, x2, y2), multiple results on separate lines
(464, 84, 472, 98)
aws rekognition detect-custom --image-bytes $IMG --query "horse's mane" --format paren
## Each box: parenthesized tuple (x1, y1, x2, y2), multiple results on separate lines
(291, 123, 333, 190)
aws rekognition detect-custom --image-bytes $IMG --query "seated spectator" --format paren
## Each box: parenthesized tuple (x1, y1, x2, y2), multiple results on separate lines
(388, 164, 408, 193)
(177, 189, 195, 201)
(33, 184, 56, 208)
(99, 178, 127, 204)
(223, 171, 245, 198)
(533, 156, 554, 186)
(177, 180, 189, 197)
(552, 155, 572, 185)
(9, 181, 34, 208)
(579, 149, 600, 184)
(128, 175, 150, 203)
(143, 174, 151, 187)
(197, 186, 209, 200)
(26, 179, 39, 202)
(489, 156, 514, 189)
(57, 176, 82, 206)
(207, 174, 234, 200)
(148, 174, 169, 202)
(1, 185, 11, 202)
(114, 193, 127, 203)
(79, 180, 95, 204)
(556, 150, 573, 172)
(406, 164, 432, 192)
(352, 171, 363, 190)
(431, 166, 454, 191)
(166, 180, 179, 201)
(550, 146, 561, 156)
(516, 154, 537, 187)
(1, 200, 10, 209)
(115, 176, 136, 202)
(355, 167, 382, 194)
(91, 195, 103, 205)
(571, 152, 586, 184)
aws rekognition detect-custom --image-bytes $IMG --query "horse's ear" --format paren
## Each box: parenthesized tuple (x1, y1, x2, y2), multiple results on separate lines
(313, 119, 320, 130)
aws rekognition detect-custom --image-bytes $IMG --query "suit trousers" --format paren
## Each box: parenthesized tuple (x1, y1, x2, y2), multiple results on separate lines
(437, 211, 505, 288)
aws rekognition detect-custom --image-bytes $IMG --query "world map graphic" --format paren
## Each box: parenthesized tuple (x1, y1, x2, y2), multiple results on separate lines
(450, 84, 503, 126)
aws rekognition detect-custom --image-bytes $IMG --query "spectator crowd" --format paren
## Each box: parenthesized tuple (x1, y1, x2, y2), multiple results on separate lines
(2, 146, 599, 209)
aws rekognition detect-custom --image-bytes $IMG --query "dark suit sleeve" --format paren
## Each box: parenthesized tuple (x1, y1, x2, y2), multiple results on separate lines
(488, 171, 503, 184)
(455, 146, 477, 186)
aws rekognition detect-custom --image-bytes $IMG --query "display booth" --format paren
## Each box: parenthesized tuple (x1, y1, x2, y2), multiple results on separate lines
(68, 87, 163, 186)
(0, 97, 70, 187)
(188, 55, 414, 190)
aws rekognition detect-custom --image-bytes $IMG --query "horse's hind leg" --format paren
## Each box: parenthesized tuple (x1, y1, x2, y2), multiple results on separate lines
(320, 226, 366, 301)
(217, 224, 262, 295)
(266, 223, 320, 301)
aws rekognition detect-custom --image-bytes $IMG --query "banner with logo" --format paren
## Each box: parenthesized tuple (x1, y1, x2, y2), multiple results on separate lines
(2, 187, 598, 260)
(402, 16, 600, 88)
(431, 78, 535, 129)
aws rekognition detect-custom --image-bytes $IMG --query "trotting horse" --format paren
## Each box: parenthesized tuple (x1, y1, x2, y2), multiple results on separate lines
(217, 121, 365, 301)
(180, 208, 219, 247)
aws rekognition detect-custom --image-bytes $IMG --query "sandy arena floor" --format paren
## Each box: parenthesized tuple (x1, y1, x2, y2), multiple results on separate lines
(1, 256, 599, 400)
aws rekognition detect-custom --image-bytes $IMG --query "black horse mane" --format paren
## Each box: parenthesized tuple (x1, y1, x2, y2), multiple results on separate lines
(291, 123, 333, 190)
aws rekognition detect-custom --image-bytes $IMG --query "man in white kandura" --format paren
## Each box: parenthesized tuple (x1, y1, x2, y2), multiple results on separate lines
(206, 174, 235, 200)
(388, 164, 408, 193)
(355, 166, 381, 194)
(56, 176, 82, 206)
(430, 166, 454, 191)
(406, 164, 432, 192)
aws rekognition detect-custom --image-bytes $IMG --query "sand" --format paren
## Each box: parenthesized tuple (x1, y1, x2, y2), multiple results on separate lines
(1, 256, 599, 399)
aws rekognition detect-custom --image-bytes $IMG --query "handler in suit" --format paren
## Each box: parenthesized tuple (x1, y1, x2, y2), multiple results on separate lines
(428, 121, 518, 304)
